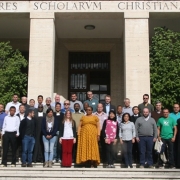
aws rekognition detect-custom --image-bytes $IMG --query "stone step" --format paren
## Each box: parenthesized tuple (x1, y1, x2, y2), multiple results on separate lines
(0, 168, 180, 180)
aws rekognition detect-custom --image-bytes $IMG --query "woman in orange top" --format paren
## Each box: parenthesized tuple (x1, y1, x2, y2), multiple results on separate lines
(76, 106, 100, 167)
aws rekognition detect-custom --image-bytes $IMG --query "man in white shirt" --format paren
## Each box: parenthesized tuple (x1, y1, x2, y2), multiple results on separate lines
(1, 106, 20, 167)
(51, 94, 64, 109)
(122, 98, 133, 116)
(35, 95, 44, 108)
(5, 94, 21, 115)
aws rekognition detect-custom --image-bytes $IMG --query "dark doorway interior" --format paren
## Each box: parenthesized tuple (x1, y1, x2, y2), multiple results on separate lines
(68, 52, 110, 103)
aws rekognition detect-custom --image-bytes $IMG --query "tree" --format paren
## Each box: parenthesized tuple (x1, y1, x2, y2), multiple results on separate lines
(150, 27, 180, 109)
(0, 41, 28, 106)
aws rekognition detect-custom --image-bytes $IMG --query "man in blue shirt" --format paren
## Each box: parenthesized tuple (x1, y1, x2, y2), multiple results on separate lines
(0, 104, 7, 131)
(84, 91, 99, 113)
(61, 100, 75, 114)
(170, 104, 180, 122)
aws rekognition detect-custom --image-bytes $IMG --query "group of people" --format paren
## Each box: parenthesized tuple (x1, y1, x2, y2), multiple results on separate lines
(0, 92, 180, 169)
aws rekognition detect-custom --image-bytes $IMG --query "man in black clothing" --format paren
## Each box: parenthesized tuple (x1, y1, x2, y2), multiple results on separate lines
(16, 105, 26, 162)
(131, 106, 140, 163)
(21, 97, 30, 115)
(20, 109, 36, 167)
(33, 105, 45, 163)
(131, 106, 141, 124)
(53, 102, 64, 163)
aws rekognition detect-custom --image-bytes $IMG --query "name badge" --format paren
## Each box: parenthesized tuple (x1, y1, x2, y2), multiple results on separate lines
(92, 102, 95, 105)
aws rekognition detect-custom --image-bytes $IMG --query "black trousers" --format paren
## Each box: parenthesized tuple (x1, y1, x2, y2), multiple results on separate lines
(106, 142, 116, 165)
(2, 132, 17, 165)
(100, 136, 106, 163)
(159, 138, 175, 166)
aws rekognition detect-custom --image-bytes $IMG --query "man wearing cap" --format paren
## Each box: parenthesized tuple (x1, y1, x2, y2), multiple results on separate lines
(20, 109, 36, 167)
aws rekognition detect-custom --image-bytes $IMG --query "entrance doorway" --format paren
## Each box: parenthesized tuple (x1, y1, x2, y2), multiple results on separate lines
(68, 52, 110, 103)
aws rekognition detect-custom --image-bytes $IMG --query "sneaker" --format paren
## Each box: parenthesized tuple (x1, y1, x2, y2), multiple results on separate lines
(58, 159, 62, 164)
(27, 164, 33, 167)
(11, 164, 16, 167)
(155, 163, 163, 168)
(139, 165, 144, 168)
(106, 164, 111, 168)
(1, 164, 7, 167)
(169, 165, 176, 169)
(111, 164, 115, 168)
(21, 164, 27, 167)
(149, 165, 154, 169)
(52, 159, 56, 164)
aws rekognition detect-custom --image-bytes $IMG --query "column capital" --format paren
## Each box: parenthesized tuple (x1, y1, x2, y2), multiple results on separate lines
(124, 12, 149, 19)
(30, 12, 55, 19)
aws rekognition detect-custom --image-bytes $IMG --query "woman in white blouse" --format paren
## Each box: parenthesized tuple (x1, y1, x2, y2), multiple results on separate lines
(59, 110, 76, 167)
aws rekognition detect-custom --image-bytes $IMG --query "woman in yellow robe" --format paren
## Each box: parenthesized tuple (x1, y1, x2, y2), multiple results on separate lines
(76, 106, 100, 167)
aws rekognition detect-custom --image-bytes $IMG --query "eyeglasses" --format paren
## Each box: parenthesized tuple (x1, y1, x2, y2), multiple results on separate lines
(64, 103, 69, 105)
(143, 98, 148, 99)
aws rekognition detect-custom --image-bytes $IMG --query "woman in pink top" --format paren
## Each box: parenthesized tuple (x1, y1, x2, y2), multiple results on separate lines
(101, 110, 119, 168)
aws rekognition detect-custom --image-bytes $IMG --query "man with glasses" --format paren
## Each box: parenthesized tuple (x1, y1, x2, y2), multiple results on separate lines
(84, 91, 99, 113)
(138, 94, 154, 116)
(170, 104, 180, 122)
(61, 100, 74, 114)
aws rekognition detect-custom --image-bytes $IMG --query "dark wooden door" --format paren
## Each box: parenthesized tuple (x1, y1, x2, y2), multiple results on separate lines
(68, 52, 110, 103)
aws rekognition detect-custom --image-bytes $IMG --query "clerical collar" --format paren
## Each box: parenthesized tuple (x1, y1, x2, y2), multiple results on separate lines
(56, 112, 60, 115)
(27, 116, 32, 120)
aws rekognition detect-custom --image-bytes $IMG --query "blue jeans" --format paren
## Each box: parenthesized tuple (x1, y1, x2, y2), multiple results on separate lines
(22, 135, 35, 164)
(122, 140, 133, 166)
(138, 136, 154, 166)
(42, 135, 56, 161)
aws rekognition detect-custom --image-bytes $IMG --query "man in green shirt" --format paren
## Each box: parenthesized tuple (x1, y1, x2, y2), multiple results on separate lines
(156, 108, 177, 168)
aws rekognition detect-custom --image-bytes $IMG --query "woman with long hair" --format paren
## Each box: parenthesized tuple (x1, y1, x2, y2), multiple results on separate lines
(41, 108, 58, 168)
(120, 113, 136, 168)
(76, 106, 100, 167)
(59, 110, 76, 167)
(101, 110, 119, 168)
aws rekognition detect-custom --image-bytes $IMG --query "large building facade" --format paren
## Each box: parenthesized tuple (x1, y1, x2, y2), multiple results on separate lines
(0, 1, 180, 106)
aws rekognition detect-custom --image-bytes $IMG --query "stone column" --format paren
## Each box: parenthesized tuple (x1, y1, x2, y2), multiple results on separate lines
(28, 12, 55, 101)
(124, 12, 150, 106)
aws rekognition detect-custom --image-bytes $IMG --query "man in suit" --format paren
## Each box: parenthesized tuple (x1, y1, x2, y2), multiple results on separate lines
(103, 95, 116, 115)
